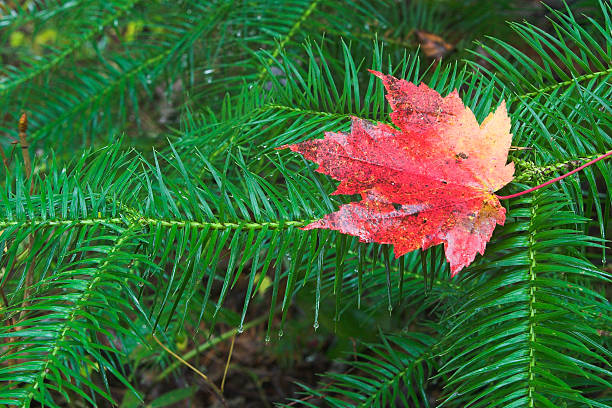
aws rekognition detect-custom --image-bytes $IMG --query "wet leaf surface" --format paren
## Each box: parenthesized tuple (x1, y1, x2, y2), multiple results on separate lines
(280, 71, 514, 276)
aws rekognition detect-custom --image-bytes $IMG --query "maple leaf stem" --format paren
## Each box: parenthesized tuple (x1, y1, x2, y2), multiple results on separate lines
(496, 150, 612, 200)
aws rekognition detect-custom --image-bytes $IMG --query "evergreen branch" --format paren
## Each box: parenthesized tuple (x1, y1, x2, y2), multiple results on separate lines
(357, 354, 429, 408)
(0, 1, 79, 28)
(526, 195, 538, 407)
(135, 218, 307, 231)
(471, 2, 611, 104)
(285, 333, 436, 407)
(19, 226, 138, 407)
(29, 50, 169, 144)
(499, 151, 612, 199)
(438, 192, 610, 407)
(257, 0, 322, 79)
(206, 102, 350, 160)
(0, 0, 144, 97)
(22, 2, 230, 147)
(516, 66, 612, 99)
(0, 217, 308, 231)
(274, 0, 321, 59)
(264, 103, 350, 119)
(0, 1, 84, 27)
(513, 153, 606, 182)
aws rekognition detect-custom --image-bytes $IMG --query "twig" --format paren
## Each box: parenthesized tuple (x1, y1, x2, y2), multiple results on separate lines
(221, 333, 235, 392)
(17, 113, 32, 191)
(0, 145, 9, 169)
(152, 334, 229, 408)
(155, 314, 268, 381)
(17, 113, 36, 321)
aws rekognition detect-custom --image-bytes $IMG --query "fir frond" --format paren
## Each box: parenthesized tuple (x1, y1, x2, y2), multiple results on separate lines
(0, 0, 143, 98)
(282, 332, 437, 407)
(438, 191, 611, 408)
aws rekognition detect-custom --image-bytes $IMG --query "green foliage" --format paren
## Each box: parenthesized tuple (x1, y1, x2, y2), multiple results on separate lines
(0, 0, 610, 406)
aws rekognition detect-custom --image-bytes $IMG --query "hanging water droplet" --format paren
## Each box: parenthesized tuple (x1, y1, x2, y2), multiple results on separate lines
(237, 325, 244, 334)
(278, 329, 283, 338)
(313, 321, 319, 330)
(146, 75, 152, 84)
(264, 335, 271, 344)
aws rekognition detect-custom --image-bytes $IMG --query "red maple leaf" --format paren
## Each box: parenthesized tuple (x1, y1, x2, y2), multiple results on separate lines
(280, 71, 514, 276)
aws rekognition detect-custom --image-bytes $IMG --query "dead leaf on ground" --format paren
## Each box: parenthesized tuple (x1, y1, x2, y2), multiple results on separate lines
(415, 30, 454, 59)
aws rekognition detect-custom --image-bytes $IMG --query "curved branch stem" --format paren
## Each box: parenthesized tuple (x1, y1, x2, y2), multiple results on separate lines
(497, 151, 612, 200)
